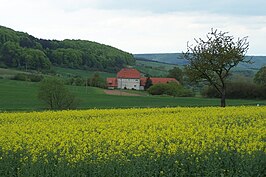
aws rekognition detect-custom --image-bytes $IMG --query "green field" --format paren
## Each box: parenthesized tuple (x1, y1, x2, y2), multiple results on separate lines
(0, 79, 265, 111)
(0, 68, 29, 79)
(135, 60, 176, 77)
(53, 67, 116, 79)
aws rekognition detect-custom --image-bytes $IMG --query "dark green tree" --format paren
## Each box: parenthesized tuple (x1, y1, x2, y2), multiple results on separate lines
(38, 78, 79, 110)
(1, 42, 22, 67)
(90, 73, 106, 88)
(183, 29, 250, 107)
(144, 77, 153, 90)
(254, 66, 266, 85)
(167, 67, 183, 84)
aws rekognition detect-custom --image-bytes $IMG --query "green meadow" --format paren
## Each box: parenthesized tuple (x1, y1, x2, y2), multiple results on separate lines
(0, 79, 265, 112)
(53, 67, 116, 79)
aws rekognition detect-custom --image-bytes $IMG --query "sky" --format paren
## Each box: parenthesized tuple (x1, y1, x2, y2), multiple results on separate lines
(0, 0, 266, 55)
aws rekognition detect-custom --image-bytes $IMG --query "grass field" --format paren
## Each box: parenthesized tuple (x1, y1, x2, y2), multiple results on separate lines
(0, 68, 29, 79)
(0, 79, 266, 111)
(135, 60, 176, 77)
(53, 67, 116, 79)
(0, 107, 265, 176)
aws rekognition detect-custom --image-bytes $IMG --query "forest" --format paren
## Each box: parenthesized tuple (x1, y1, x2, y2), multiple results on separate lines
(0, 26, 135, 72)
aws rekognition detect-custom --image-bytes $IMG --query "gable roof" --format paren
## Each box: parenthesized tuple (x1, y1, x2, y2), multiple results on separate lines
(140, 77, 179, 86)
(117, 68, 141, 78)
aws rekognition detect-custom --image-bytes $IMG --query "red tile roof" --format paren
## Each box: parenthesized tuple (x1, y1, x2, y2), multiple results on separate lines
(140, 77, 179, 86)
(117, 68, 141, 78)
(140, 77, 146, 86)
(106, 78, 117, 87)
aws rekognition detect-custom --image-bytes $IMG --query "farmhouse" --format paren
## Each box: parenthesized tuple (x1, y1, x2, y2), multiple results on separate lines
(107, 68, 178, 90)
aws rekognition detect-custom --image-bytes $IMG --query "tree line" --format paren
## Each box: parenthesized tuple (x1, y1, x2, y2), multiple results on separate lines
(0, 26, 135, 72)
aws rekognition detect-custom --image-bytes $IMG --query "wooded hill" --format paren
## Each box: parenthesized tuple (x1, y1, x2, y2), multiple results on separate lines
(0, 26, 135, 72)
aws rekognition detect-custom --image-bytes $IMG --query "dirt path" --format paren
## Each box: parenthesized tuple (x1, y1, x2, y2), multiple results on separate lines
(104, 90, 141, 96)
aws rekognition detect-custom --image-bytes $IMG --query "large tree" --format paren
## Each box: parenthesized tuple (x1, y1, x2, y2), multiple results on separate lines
(183, 29, 250, 107)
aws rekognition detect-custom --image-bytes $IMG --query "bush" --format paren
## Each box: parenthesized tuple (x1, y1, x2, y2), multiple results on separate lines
(28, 74, 44, 82)
(148, 82, 194, 97)
(12, 73, 44, 82)
(12, 73, 29, 81)
(88, 73, 107, 89)
(0, 62, 7, 69)
(201, 82, 266, 99)
(38, 78, 80, 110)
(66, 76, 86, 86)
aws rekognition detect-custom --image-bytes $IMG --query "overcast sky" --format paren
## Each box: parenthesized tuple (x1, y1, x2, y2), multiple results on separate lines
(1, 0, 266, 55)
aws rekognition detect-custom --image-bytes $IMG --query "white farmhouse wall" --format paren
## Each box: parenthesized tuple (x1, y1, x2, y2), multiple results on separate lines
(117, 78, 140, 90)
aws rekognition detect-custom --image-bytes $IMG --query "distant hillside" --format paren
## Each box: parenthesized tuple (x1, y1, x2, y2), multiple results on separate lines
(0, 25, 135, 72)
(134, 53, 266, 69)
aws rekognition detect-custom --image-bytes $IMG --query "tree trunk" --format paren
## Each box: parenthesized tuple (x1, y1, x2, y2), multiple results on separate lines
(221, 89, 226, 107)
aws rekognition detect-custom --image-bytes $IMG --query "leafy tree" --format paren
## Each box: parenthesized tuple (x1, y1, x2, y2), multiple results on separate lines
(167, 67, 183, 84)
(38, 78, 79, 110)
(22, 48, 51, 70)
(1, 42, 22, 67)
(183, 29, 250, 107)
(89, 73, 106, 88)
(144, 77, 153, 90)
(254, 66, 266, 85)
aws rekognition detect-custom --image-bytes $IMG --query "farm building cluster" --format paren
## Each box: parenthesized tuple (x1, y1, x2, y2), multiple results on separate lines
(106, 68, 178, 90)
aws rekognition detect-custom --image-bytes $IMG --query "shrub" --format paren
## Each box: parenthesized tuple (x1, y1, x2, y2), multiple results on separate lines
(0, 62, 7, 69)
(148, 82, 194, 97)
(28, 74, 44, 82)
(201, 82, 266, 99)
(66, 76, 86, 86)
(38, 78, 79, 110)
(88, 73, 107, 89)
(12, 73, 28, 81)
(12, 73, 44, 82)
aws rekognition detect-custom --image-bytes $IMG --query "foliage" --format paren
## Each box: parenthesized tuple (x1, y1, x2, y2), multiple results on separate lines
(12, 73, 44, 82)
(254, 66, 266, 85)
(183, 29, 250, 107)
(148, 82, 194, 97)
(0, 107, 265, 176)
(144, 77, 153, 90)
(0, 41, 51, 70)
(167, 66, 184, 84)
(66, 76, 86, 86)
(38, 78, 79, 110)
(0, 25, 135, 72)
(88, 73, 107, 88)
(201, 82, 266, 99)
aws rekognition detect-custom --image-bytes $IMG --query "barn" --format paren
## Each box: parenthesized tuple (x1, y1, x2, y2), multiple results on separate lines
(107, 68, 179, 90)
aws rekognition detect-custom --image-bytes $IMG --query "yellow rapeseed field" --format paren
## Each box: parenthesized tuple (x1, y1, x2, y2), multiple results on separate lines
(0, 106, 265, 176)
